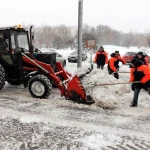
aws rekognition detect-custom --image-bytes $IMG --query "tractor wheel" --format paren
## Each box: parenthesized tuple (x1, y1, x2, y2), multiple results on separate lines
(0, 64, 5, 90)
(29, 75, 52, 99)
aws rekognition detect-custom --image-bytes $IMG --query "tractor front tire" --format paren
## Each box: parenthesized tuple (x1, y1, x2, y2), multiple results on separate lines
(0, 64, 5, 90)
(29, 75, 52, 99)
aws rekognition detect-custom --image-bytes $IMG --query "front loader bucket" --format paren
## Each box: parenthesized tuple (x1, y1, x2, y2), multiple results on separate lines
(67, 75, 95, 105)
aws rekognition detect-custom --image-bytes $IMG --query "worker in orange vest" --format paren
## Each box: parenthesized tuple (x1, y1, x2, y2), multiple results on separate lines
(129, 58, 150, 107)
(94, 46, 108, 70)
(108, 51, 126, 79)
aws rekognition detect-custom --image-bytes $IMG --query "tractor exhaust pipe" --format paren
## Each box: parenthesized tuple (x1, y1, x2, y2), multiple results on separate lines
(30, 26, 33, 44)
(29, 26, 34, 54)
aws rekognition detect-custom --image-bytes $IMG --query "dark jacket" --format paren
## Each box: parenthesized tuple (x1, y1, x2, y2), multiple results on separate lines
(94, 50, 108, 65)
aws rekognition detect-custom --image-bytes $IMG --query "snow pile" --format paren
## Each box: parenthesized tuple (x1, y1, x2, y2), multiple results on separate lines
(80, 69, 132, 109)
(79, 69, 150, 109)
(76, 66, 91, 77)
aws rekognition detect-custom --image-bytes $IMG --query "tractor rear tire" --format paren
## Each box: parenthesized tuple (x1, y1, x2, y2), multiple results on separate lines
(0, 64, 5, 90)
(29, 75, 52, 99)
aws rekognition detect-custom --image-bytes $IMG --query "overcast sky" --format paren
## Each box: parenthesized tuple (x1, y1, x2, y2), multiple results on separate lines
(1, 0, 150, 33)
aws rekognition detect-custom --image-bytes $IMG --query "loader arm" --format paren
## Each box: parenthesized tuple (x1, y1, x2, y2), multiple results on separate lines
(22, 53, 95, 104)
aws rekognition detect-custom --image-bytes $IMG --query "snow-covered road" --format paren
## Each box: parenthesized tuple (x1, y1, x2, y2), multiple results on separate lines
(0, 62, 150, 149)
(0, 46, 150, 149)
(0, 89, 150, 149)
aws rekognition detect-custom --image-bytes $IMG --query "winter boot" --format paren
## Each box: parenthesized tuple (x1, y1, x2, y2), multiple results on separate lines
(130, 104, 137, 107)
(130, 102, 137, 107)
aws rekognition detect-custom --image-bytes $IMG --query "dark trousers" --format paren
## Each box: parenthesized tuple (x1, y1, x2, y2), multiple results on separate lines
(132, 88, 141, 107)
(114, 73, 119, 79)
(109, 72, 119, 79)
(97, 64, 104, 70)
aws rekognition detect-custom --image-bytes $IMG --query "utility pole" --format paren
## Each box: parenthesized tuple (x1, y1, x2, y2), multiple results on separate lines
(77, 0, 83, 68)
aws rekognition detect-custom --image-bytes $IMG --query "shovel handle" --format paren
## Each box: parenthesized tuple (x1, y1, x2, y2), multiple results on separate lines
(111, 64, 124, 75)
(118, 72, 130, 73)
(93, 81, 141, 87)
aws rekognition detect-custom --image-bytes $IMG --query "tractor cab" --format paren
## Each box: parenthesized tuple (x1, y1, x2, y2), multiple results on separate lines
(0, 25, 29, 84)
(0, 25, 56, 85)
(0, 25, 29, 52)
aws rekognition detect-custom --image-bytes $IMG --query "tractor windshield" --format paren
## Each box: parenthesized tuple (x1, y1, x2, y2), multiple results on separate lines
(17, 32, 29, 50)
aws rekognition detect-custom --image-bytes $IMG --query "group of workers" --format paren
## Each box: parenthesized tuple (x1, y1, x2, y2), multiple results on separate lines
(94, 46, 150, 107)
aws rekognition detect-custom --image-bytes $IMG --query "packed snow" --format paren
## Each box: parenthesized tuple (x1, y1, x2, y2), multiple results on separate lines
(80, 69, 150, 109)
(0, 45, 150, 149)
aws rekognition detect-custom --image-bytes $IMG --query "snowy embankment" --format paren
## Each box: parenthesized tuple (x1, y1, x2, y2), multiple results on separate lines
(78, 69, 150, 109)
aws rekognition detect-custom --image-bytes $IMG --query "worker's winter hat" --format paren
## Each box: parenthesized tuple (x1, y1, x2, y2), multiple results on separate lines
(111, 53, 115, 57)
(115, 51, 119, 55)
(131, 58, 143, 67)
(137, 51, 143, 56)
(100, 46, 104, 49)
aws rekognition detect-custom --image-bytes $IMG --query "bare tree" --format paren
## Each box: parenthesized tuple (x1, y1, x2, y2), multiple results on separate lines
(24, 24, 150, 49)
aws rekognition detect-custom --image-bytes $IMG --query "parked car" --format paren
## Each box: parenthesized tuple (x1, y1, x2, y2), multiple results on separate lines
(56, 52, 66, 67)
(123, 52, 150, 63)
(68, 50, 87, 62)
(34, 47, 66, 67)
